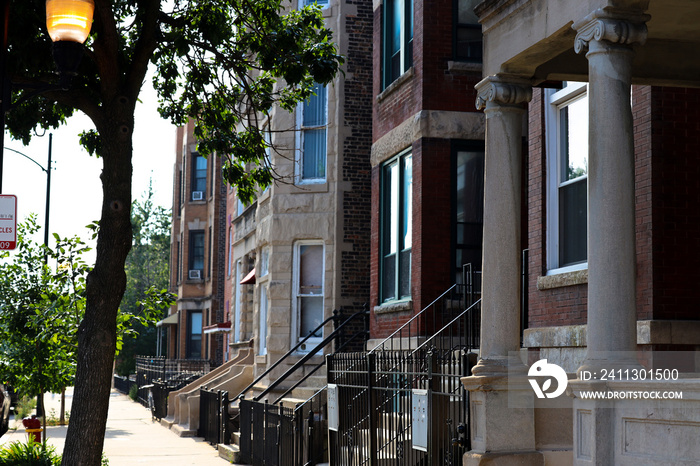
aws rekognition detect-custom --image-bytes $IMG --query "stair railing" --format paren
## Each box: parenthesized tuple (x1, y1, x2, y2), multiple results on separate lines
(252, 308, 369, 402)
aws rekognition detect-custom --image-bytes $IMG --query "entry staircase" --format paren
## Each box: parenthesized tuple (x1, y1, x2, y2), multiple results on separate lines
(160, 307, 370, 464)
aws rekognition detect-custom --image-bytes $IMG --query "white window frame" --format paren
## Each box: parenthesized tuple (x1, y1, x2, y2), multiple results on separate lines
(234, 260, 242, 342)
(260, 247, 270, 277)
(295, 84, 328, 184)
(300, 0, 329, 8)
(545, 82, 588, 275)
(291, 241, 325, 352)
(259, 285, 268, 356)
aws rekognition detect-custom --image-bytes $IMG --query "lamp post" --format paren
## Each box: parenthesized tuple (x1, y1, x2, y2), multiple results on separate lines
(0, 0, 94, 193)
(3, 133, 53, 248)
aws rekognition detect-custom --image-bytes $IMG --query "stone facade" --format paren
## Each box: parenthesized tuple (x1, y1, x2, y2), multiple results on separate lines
(225, 0, 374, 382)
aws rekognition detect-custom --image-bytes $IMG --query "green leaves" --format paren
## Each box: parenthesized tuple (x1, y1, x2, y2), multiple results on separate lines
(153, 0, 344, 204)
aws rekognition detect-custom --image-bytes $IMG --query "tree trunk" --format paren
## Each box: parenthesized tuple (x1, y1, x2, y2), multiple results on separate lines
(61, 102, 134, 466)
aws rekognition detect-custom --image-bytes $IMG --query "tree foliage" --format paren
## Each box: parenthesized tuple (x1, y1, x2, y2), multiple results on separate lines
(117, 186, 173, 374)
(0, 216, 173, 397)
(0, 216, 88, 397)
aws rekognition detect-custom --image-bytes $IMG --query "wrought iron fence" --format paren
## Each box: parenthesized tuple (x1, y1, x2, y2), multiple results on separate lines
(113, 374, 137, 395)
(327, 272, 481, 466)
(199, 388, 232, 445)
(134, 356, 214, 407)
(239, 388, 327, 466)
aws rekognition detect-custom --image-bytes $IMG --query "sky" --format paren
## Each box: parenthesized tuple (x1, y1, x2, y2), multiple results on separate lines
(2, 68, 177, 261)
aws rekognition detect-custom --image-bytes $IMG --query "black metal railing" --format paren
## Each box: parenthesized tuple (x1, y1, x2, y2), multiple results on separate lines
(239, 387, 327, 466)
(199, 388, 232, 445)
(236, 309, 369, 464)
(113, 374, 137, 396)
(134, 356, 215, 408)
(328, 264, 481, 466)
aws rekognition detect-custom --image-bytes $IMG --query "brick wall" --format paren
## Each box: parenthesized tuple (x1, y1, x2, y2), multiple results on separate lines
(527, 85, 700, 329)
(369, 0, 482, 339)
(649, 86, 700, 320)
(339, 0, 373, 348)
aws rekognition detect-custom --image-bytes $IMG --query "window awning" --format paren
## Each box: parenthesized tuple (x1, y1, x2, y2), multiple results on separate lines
(156, 312, 179, 327)
(203, 321, 232, 334)
(240, 268, 256, 285)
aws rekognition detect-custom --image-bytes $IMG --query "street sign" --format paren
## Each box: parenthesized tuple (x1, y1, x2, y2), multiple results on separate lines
(0, 195, 17, 250)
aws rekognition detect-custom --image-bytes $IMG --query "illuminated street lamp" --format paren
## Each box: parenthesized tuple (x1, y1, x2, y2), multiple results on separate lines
(46, 0, 95, 77)
(0, 0, 94, 192)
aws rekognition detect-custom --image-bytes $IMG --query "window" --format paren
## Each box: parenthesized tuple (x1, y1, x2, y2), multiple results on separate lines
(454, 0, 482, 62)
(380, 151, 412, 302)
(546, 82, 588, 272)
(227, 227, 233, 277)
(383, 0, 413, 89)
(293, 242, 324, 350)
(300, 0, 329, 7)
(260, 247, 270, 277)
(453, 145, 484, 283)
(187, 311, 202, 358)
(259, 286, 268, 355)
(191, 152, 207, 200)
(189, 230, 205, 276)
(297, 83, 327, 183)
(234, 260, 242, 342)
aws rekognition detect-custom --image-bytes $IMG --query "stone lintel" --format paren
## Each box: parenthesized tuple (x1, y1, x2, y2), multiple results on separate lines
(370, 110, 485, 167)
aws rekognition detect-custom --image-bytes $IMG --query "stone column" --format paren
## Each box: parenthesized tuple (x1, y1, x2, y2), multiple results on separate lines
(462, 76, 542, 466)
(569, 10, 649, 466)
(472, 76, 531, 376)
(573, 8, 648, 372)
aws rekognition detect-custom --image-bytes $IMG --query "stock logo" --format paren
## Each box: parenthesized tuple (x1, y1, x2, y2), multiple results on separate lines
(528, 359, 568, 399)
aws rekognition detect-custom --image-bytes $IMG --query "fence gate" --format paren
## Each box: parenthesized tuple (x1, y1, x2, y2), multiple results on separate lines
(240, 399, 297, 466)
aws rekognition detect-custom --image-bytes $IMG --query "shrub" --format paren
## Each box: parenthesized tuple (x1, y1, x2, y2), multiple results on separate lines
(14, 397, 36, 421)
(0, 439, 61, 466)
(128, 384, 138, 402)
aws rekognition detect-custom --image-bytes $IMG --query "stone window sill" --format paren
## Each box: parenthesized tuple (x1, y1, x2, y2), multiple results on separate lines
(447, 60, 482, 75)
(377, 68, 414, 103)
(537, 269, 588, 290)
(374, 300, 412, 315)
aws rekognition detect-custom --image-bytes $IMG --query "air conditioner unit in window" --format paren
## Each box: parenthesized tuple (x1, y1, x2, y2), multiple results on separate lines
(192, 191, 204, 201)
(188, 269, 201, 280)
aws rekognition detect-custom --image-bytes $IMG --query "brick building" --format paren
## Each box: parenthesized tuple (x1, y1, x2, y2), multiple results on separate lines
(464, 1, 700, 464)
(162, 123, 228, 364)
(368, 0, 486, 343)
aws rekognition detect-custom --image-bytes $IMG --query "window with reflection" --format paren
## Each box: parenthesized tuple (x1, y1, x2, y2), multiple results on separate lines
(547, 82, 588, 271)
(381, 150, 412, 302)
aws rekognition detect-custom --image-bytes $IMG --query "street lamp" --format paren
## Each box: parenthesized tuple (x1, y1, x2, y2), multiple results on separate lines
(0, 0, 94, 192)
(46, 0, 95, 77)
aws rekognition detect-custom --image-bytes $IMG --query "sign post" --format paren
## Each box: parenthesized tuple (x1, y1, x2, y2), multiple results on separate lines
(0, 194, 17, 249)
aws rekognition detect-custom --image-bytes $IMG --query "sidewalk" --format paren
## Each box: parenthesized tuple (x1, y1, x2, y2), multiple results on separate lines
(0, 388, 232, 465)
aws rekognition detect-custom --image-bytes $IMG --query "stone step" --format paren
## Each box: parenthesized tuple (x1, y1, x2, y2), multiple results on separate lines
(217, 443, 244, 464)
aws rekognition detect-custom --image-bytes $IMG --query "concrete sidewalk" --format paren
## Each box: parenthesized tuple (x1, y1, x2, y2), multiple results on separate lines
(0, 388, 231, 465)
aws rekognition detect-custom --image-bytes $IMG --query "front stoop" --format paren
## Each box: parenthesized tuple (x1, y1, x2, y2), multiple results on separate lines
(218, 443, 245, 464)
(171, 423, 197, 437)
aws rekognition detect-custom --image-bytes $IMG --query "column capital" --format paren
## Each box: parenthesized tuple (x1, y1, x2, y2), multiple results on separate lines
(573, 8, 649, 54)
(475, 76, 532, 111)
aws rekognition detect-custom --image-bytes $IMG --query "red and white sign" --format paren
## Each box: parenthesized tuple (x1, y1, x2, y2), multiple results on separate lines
(0, 195, 17, 250)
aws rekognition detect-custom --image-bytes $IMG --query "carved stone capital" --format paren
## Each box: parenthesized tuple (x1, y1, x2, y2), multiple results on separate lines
(573, 9, 649, 54)
(475, 77, 532, 111)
